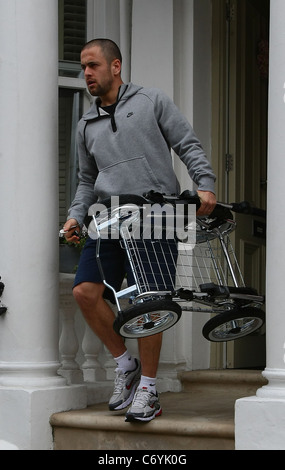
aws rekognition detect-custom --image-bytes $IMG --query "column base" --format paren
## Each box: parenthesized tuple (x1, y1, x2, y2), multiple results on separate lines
(235, 395, 285, 450)
(0, 384, 87, 450)
(257, 368, 285, 398)
(235, 368, 285, 450)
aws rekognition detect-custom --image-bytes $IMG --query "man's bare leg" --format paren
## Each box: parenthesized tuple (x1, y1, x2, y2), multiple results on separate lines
(73, 281, 161, 415)
(73, 281, 126, 357)
(138, 333, 162, 378)
(73, 281, 162, 373)
(125, 333, 162, 422)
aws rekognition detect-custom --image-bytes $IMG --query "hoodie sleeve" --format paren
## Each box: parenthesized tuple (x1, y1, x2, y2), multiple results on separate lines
(153, 89, 216, 193)
(67, 121, 99, 226)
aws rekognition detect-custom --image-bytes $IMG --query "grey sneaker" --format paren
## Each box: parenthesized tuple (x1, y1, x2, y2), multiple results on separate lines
(108, 359, 141, 411)
(125, 387, 162, 422)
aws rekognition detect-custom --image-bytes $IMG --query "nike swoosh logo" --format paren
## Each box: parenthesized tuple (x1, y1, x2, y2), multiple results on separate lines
(126, 377, 135, 390)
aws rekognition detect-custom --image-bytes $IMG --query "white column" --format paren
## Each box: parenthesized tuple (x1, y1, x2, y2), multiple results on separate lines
(0, 0, 86, 450)
(131, 0, 174, 95)
(235, 0, 285, 450)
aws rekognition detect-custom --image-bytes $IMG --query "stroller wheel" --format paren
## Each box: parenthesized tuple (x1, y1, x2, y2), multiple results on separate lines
(113, 299, 182, 338)
(202, 307, 265, 342)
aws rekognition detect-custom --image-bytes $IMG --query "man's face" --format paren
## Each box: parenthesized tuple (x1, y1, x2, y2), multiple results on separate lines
(81, 46, 114, 97)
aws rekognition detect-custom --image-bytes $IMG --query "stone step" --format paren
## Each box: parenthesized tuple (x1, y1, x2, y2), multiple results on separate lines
(50, 369, 267, 451)
(179, 369, 267, 394)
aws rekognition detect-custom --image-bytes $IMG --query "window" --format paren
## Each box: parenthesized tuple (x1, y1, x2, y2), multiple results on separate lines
(58, 0, 87, 227)
(58, 0, 87, 66)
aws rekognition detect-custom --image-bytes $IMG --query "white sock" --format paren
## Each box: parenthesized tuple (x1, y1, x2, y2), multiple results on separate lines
(114, 350, 136, 373)
(139, 375, 157, 394)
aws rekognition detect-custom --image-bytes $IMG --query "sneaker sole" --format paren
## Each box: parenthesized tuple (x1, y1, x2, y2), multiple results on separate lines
(125, 407, 162, 422)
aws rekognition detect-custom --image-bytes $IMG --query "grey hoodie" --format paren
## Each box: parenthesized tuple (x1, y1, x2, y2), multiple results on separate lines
(68, 83, 216, 226)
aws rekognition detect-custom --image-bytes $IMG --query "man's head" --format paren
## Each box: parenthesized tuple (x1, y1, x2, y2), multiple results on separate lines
(81, 38, 123, 104)
(82, 38, 122, 65)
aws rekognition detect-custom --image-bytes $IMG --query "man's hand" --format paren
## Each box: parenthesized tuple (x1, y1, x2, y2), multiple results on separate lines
(61, 219, 80, 243)
(196, 190, 216, 216)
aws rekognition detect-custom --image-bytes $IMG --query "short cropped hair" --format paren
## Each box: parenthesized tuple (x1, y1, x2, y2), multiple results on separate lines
(82, 38, 122, 65)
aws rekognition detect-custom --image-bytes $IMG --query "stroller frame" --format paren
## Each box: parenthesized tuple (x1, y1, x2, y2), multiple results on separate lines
(90, 191, 265, 342)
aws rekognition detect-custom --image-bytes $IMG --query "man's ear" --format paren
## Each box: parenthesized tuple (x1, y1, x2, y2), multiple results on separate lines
(112, 59, 121, 77)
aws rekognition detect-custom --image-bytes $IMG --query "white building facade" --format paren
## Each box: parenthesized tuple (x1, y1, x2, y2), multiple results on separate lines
(0, 0, 284, 450)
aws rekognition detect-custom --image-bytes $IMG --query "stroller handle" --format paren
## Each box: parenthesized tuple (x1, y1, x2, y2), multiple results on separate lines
(144, 190, 266, 219)
(226, 201, 266, 218)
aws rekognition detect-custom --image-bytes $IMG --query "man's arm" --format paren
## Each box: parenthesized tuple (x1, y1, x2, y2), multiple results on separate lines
(155, 91, 217, 214)
(67, 124, 99, 227)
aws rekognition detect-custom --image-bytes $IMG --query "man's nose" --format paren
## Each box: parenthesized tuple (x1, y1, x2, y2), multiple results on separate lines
(84, 66, 91, 77)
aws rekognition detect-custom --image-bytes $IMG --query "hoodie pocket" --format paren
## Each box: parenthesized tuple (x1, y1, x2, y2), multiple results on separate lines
(95, 155, 162, 199)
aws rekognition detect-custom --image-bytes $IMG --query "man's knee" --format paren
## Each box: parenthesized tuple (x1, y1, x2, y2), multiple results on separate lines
(73, 282, 104, 307)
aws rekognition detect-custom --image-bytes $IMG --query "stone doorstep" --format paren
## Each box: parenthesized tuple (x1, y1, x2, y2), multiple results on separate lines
(179, 369, 268, 393)
(51, 391, 235, 450)
(50, 393, 234, 438)
(50, 369, 266, 450)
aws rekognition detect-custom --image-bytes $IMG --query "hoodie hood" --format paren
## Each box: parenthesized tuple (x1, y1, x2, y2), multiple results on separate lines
(82, 83, 144, 122)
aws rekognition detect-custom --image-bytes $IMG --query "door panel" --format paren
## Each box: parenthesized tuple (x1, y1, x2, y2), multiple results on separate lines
(211, 0, 269, 368)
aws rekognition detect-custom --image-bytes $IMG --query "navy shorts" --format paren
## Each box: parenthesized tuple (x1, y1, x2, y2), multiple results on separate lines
(74, 237, 178, 304)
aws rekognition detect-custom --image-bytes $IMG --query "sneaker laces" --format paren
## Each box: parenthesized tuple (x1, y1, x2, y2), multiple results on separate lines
(113, 368, 126, 394)
(132, 388, 153, 407)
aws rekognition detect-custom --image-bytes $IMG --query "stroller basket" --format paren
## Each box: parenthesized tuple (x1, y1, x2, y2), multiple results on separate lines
(120, 223, 243, 296)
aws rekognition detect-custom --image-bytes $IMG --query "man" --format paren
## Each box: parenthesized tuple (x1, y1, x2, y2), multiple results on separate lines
(63, 38, 216, 422)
